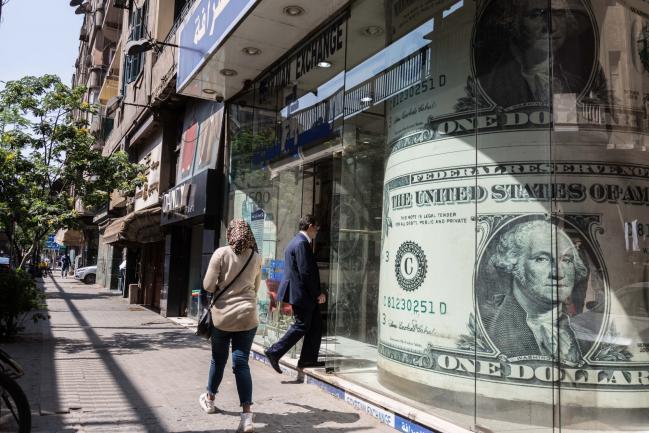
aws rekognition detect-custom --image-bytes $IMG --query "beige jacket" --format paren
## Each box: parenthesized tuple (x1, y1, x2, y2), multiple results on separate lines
(202, 246, 262, 332)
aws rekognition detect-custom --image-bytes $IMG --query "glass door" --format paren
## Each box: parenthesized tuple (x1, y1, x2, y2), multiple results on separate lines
(300, 157, 337, 365)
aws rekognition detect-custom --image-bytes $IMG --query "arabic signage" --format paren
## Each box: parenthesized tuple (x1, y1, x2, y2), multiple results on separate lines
(134, 132, 162, 211)
(177, 0, 258, 92)
(378, 0, 649, 409)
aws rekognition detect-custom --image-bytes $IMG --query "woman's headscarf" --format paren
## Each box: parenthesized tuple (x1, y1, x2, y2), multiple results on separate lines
(226, 218, 258, 255)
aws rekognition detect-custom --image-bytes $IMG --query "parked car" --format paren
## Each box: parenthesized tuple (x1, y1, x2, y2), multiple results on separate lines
(74, 266, 97, 284)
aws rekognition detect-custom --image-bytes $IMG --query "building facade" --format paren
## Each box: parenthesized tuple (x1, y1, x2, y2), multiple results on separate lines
(74, 0, 195, 303)
(159, 98, 225, 319)
(76, 0, 649, 431)
(177, 0, 649, 431)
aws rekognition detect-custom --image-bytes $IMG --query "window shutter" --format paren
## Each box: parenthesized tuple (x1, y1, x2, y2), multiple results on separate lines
(123, 1, 147, 89)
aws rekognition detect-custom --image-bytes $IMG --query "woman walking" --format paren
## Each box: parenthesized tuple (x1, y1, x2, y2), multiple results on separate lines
(200, 219, 262, 433)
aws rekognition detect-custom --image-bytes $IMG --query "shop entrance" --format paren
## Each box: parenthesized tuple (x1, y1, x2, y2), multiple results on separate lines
(259, 154, 338, 356)
(297, 156, 337, 353)
(300, 157, 335, 296)
(141, 241, 164, 311)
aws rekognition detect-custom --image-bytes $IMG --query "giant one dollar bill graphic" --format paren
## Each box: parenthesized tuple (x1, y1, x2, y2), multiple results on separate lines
(378, 0, 649, 408)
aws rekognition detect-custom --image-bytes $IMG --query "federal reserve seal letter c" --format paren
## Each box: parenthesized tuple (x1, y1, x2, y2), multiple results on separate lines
(394, 241, 428, 292)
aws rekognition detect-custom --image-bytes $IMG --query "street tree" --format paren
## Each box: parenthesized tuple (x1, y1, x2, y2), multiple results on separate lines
(0, 75, 144, 269)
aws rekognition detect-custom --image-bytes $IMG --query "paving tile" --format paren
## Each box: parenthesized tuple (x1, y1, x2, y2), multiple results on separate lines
(0, 275, 395, 433)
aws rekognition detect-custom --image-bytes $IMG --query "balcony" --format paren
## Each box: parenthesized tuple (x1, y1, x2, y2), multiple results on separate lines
(99, 75, 119, 105)
(98, 38, 121, 105)
(101, 1, 123, 36)
(101, 21, 121, 44)
(109, 189, 127, 210)
(74, 196, 96, 217)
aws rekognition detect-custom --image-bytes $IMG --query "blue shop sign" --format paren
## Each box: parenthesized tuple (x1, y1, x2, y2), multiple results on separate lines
(250, 120, 334, 168)
(177, 0, 258, 92)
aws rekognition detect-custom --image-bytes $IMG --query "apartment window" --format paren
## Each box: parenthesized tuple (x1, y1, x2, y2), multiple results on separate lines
(122, 1, 147, 95)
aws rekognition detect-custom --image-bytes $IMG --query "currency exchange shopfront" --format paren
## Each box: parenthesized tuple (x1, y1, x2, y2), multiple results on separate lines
(184, 0, 649, 431)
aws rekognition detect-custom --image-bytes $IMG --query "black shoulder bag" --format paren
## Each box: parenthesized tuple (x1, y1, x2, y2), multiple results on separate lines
(196, 250, 255, 339)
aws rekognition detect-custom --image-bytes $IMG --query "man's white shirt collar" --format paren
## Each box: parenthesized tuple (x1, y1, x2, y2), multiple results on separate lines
(300, 231, 311, 242)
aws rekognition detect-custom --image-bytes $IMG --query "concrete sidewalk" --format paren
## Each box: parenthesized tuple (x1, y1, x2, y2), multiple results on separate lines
(1, 275, 394, 433)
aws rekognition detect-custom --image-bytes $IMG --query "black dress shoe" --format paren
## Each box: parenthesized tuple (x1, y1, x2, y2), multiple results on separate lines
(264, 350, 283, 374)
(297, 360, 326, 368)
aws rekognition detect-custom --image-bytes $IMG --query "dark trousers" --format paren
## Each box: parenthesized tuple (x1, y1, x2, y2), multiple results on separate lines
(267, 303, 322, 364)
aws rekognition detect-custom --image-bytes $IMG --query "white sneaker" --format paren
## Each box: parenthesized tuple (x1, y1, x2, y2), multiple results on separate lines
(199, 392, 216, 414)
(237, 412, 254, 432)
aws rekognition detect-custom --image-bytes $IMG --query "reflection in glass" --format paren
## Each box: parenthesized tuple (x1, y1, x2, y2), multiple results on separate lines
(222, 0, 649, 431)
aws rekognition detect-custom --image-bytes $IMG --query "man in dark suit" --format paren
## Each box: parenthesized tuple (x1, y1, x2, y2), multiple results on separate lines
(264, 214, 326, 373)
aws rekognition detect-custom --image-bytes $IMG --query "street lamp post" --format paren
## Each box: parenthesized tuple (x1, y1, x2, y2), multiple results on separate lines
(124, 39, 181, 56)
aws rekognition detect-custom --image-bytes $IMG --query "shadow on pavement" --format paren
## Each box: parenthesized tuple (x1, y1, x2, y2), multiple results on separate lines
(176, 403, 364, 433)
(45, 291, 116, 300)
(52, 330, 210, 355)
(36, 277, 169, 431)
(13, 275, 379, 433)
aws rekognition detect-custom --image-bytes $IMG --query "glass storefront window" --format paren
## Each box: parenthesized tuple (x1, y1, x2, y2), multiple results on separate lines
(226, 14, 347, 353)
(225, 0, 649, 430)
(332, 0, 480, 429)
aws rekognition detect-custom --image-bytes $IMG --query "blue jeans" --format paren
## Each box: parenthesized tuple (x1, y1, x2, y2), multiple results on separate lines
(206, 327, 257, 406)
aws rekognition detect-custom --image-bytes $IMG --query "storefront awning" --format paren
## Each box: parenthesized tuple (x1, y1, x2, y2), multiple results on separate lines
(103, 206, 163, 245)
(54, 229, 85, 246)
(176, 0, 350, 100)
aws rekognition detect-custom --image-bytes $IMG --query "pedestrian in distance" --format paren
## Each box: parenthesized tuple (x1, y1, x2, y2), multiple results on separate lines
(60, 254, 70, 278)
(200, 219, 262, 433)
(43, 257, 52, 277)
(264, 214, 326, 373)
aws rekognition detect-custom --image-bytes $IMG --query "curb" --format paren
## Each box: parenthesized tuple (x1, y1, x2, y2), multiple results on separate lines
(164, 315, 468, 433)
(250, 347, 465, 433)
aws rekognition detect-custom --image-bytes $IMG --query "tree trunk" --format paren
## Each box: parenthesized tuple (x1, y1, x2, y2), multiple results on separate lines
(9, 236, 23, 269)
(18, 243, 34, 270)
(18, 232, 44, 270)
